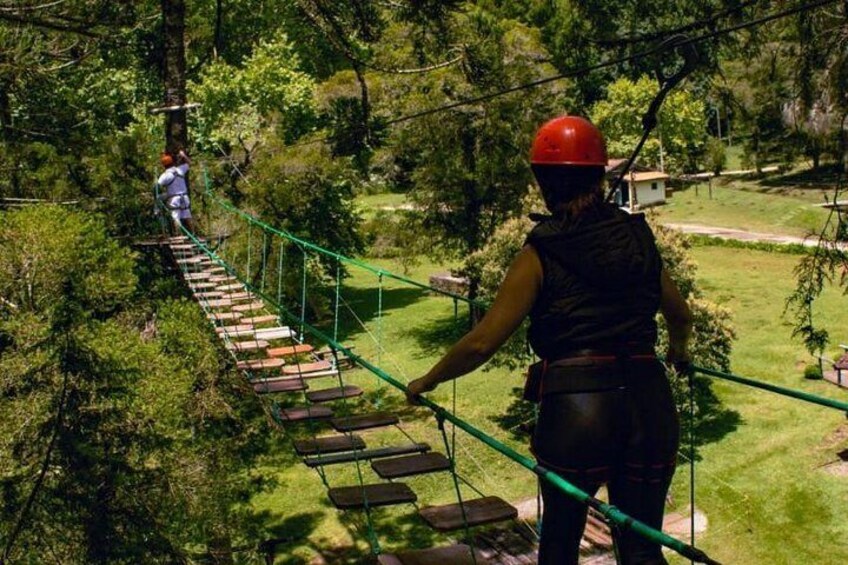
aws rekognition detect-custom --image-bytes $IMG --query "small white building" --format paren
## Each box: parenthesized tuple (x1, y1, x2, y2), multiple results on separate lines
(608, 168, 669, 211)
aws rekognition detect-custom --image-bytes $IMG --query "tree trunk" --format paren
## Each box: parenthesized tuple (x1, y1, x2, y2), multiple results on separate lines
(162, 0, 188, 154)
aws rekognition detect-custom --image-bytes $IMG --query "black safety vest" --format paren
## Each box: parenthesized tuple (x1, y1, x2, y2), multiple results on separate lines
(525, 203, 662, 360)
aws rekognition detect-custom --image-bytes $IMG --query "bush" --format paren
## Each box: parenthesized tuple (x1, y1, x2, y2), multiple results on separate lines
(803, 363, 824, 380)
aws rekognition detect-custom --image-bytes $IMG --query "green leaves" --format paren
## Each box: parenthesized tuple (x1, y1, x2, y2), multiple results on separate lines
(590, 75, 707, 173)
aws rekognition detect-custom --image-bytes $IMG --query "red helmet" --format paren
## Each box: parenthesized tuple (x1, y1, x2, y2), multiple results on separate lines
(160, 152, 174, 168)
(530, 115, 608, 167)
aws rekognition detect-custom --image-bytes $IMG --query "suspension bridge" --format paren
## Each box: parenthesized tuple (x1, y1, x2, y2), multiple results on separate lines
(148, 168, 848, 564)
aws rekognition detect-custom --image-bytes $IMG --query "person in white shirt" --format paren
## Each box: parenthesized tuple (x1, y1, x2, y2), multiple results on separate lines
(157, 149, 197, 234)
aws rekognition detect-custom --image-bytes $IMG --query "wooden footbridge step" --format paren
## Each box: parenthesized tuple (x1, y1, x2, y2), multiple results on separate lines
(241, 314, 278, 325)
(294, 434, 366, 456)
(303, 443, 430, 468)
(378, 544, 489, 565)
(372, 453, 452, 479)
(277, 405, 334, 422)
(328, 483, 416, 510)
(306, 385, 363, 403)
(226, 339, 269, 352)
(419, 496, 518, 532)
(252, 379, 308, 394)
(282, 360, 332, 375)
(331, 412, 399, 432)
(231, 301, 266, 312)
(268, 344, 314, 358)
(236, 357, 285, 371)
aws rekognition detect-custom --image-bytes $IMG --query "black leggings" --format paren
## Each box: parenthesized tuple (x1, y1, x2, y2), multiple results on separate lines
(531, 361, 679, 564)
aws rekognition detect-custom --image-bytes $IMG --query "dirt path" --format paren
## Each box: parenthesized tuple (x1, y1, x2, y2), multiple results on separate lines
(663, 222, 848, 250)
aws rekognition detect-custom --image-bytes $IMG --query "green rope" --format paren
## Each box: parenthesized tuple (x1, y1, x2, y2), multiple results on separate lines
(261, 231, 268, 293)
(695, 364, 848, 414)
(276, 240, 284, 307)
(202, 180, 484, 307)
(689, 369, 696, 563)
(300, 250, 307, 338)
(246, 224, 253, 283)
(436, 413, 478, 565)
(333, 259, 341, 343)
(184, 253, 718, 564)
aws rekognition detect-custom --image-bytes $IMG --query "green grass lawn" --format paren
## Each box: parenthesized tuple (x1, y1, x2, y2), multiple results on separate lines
(656, 180, 833, 238)
(355, 192, 411, 220)
(253, 244, 848, 564)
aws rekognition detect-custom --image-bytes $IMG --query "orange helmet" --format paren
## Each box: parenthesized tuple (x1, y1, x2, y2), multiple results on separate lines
(530, 116, 608, 167)
(160, 152, 175, 168)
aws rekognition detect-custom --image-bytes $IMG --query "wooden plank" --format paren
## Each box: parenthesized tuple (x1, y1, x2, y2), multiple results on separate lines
(240, 314, 278, 325)
(304, 443, 429, 468)
(377, 545, 488, 565)
(331, 412, 399, 432)
(183, 272, 211, 281)
(252, 328, 294, 341)
(216, 283, 244, 291)
(226, 291, 256, 300)
(208, 312, 243, 322)
(277, 405, 333, 422)
(293, 434, 366, 456)
(209, 275, 238, 283)
(306, 385, 363, 403)
(189, 282, 218, 290)
(267, 344, 314, 358)
(282, 360, 332, 375)
(205, 299, 244, 308)
(194, 291, 224, 299)
(215, 324, 254, 335)
(226, 340, 270, 352)
(253, 379, 307, 394)
(372, 453, 451, 479)
(231, 301, 266, 313)
(328, 483, 416, 510)
(419, 496, 518, 532)
(236, 357, 285, 371)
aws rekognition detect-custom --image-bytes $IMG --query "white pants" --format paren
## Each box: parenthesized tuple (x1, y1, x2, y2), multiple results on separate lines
(166, 194, 192, 223)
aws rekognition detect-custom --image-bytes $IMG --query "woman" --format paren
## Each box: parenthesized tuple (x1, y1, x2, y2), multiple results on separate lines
(407, 116, 692, 564)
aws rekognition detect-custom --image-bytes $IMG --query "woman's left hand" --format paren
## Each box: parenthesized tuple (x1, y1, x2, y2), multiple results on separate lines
(406, 376, 438, 405)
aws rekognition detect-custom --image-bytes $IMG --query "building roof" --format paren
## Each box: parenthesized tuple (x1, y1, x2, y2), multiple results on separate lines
(629, 171, 670, 182)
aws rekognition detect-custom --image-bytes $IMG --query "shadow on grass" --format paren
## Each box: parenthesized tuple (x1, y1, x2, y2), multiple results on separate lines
(405, 313, 470, 358)
(756, 164, 843, 191)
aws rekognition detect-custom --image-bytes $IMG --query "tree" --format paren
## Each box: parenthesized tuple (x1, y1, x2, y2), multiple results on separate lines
(384, 14, 575, 302)
(0, 206, 273, 562)
(590, 76, 708, 173)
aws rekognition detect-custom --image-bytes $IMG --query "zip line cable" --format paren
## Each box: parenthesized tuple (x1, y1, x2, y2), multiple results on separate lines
(289, 0, 839, 148)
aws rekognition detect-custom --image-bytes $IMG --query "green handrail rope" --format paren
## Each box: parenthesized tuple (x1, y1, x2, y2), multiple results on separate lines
(175, 231, 719, 565)
(261, 231, 268, 293)
(202, 180, 486, 308)
(300, 250, 307, 338)
(333, 259, 341, 343)
(199, 175, 848, 416)
(695, 365, 848, 414)
(276, 240, 284, 306)
(689, 370, 696, 563)
(246, 223, 252, 282)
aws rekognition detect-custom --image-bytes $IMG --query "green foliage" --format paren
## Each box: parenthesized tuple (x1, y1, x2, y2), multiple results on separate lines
(590, 76, 707, 172)
(190, 36, 317, 148)
(803, 363, 823, 380)
(706, 137, 727, 175)
(0, 206, 272, 562)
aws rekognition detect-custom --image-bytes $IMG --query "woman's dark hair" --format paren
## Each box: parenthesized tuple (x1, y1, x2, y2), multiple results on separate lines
(531, 164, 605, 216)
